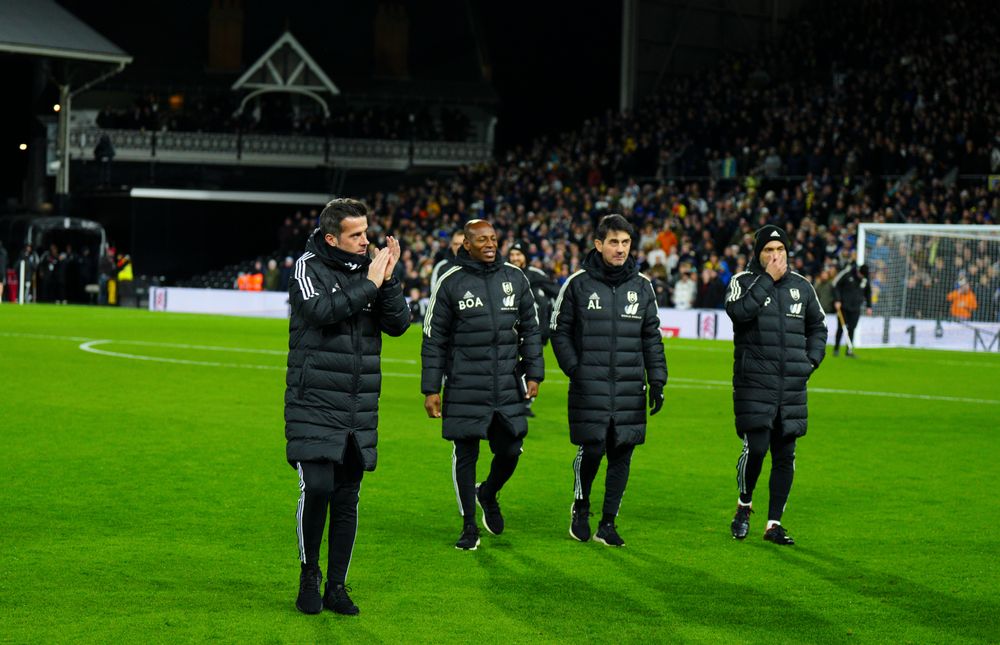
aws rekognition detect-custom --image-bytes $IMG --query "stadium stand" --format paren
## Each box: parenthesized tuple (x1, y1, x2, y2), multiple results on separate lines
(129, 0, 1000, 323)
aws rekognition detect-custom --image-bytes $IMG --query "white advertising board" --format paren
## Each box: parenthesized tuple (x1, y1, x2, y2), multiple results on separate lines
(149, 287, 290, 318)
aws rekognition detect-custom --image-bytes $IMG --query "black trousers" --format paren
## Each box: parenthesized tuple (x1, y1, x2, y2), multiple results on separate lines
(736, 425, 796, 522)
(835, 308, 861, 350)
(296, 440, 363, 585)
(573, 423, 636, 520)
(452, 413, 523, 522)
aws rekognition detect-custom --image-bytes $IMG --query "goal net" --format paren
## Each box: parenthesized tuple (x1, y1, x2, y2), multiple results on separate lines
(857, 224, 1000, 350)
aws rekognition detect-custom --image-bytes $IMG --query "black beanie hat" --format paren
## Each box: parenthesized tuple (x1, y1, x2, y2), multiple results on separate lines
(753, 225, 790, 260)
(509, 241, 527, 255)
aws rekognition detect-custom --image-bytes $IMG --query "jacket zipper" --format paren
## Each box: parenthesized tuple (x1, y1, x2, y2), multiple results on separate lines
(776, 280, 786, 403)
(610, 285, 617, 411)
(482, 273, 499, 407)
(351, 274, 362, 427)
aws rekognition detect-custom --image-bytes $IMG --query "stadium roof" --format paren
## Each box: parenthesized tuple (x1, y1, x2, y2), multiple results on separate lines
(0, 0, 131, 64)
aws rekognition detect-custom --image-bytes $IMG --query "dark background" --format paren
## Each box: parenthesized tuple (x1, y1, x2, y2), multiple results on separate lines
(0, 0, 622, 206)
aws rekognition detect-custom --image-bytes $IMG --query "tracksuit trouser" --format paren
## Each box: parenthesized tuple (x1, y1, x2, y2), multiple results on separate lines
(296, 440, 363, 585)
(835, 308, 861, 350)
(736, 425, 796, 522)
(573, 424, 636, 521)
(452, 413, 523, 522)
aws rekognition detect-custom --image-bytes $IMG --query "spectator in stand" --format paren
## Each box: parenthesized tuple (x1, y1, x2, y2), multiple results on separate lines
(672, 270, 697, 310)
(694, 267, 726, 309)
(264, 259, 281, 291)
(279, 256, 295, 292)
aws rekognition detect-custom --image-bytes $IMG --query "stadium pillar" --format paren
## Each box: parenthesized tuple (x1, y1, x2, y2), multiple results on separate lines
(619, 0, 637, 113)
(55, 84, 71, 213)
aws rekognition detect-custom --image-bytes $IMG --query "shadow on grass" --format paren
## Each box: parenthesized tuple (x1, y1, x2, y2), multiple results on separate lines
(465, 534, 845, 644)
(771, 545, 1000, 642)
(471, 544, 678, 642)
(610, 545, 846, 644)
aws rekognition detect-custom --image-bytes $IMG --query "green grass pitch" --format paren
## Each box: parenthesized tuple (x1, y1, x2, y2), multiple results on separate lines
(1, 304, 998, 644)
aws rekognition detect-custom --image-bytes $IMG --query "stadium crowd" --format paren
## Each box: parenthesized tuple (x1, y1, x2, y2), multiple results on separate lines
(95, 93, 471, 142)
(125, 0, 1000, 322)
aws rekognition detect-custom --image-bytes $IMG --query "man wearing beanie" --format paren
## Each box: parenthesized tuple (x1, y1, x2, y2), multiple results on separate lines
(725, 224, 827, 545)
(507, 241, 559, 346)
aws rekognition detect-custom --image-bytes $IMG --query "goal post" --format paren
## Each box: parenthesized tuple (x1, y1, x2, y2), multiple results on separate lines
(856, 223, 1000, 351)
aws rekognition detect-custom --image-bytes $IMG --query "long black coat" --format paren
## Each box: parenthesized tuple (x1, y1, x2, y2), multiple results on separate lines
(725, 263, 827, 437)
(421, 250, 544, 440)
(525, 265, 559, 343)
(284, 231, 411, 470)
(550, 251, 668, 447)
(832, 264, 871, 312)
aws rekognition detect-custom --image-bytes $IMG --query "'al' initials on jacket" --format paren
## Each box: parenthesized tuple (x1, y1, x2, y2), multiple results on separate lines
(550, 250, 667, 447)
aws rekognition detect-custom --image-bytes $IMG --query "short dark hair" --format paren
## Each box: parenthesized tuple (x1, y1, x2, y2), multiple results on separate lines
(319, 198, 368, 237)
(596, 214, 634, 242)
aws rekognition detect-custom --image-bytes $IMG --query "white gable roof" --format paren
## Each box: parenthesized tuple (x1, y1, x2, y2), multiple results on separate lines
(232, 31, 339, 96)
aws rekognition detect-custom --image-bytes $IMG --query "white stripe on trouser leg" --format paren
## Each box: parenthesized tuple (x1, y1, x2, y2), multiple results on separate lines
(613, 489, 624, 517)
(573, 446, 584, 500)
(451, 443, 464, 516)
(736, 436, 749, 494)
(343, 482, 361, 583)
(296, 462, 307, 563)
(782, 454, 795, 515)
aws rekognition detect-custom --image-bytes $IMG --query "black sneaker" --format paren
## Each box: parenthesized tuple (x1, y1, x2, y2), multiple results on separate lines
(731, 504, 753, 540)
(324, 582, 360, 616)
(455, 522, 481, 550)
(570, 502, 592, 542)
(476, 484, 504, 535)
(832, 348, 839, 357)
(594, 521, 624, 547)
(763, 524, 795, 545)
(295, 564, 323, 614)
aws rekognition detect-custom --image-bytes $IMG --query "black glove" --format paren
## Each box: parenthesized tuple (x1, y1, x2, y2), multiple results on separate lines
(648, 383, 664, 416)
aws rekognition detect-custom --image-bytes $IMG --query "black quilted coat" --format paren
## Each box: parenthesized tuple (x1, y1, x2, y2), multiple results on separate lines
(550, 250, 667, 447)
(420, 249, 544, 440)
(725, 262, 827, 437)
(284, 230, 411, 470)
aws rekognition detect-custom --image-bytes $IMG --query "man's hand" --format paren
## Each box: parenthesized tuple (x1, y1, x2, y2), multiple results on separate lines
(525, 380, 539, 399)
(366, 247, 391, 288)
(424, 393, 442, 418)
(648, 383, 664, 416)
(383, 236, 401, 281)
(765, 253, 787, 282)
(865, 306, 872, 316)
(834, 300, 842, 312)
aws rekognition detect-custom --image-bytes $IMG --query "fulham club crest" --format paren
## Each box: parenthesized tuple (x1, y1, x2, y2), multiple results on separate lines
(790, 288, 800, 301)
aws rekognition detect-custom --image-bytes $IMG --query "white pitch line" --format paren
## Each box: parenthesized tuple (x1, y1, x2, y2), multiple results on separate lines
(78, 340, 285, 370)
(8, 332, 997, 405)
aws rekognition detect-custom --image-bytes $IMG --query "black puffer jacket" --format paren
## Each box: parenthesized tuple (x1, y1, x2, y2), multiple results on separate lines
(525, 265, 559, 344)
(725, 263, 827, 437)
(285, 230, 411, 470)
(832, 264, 871, 312)
(550, 250, 668, 447)
(421, 249, 544, 440)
